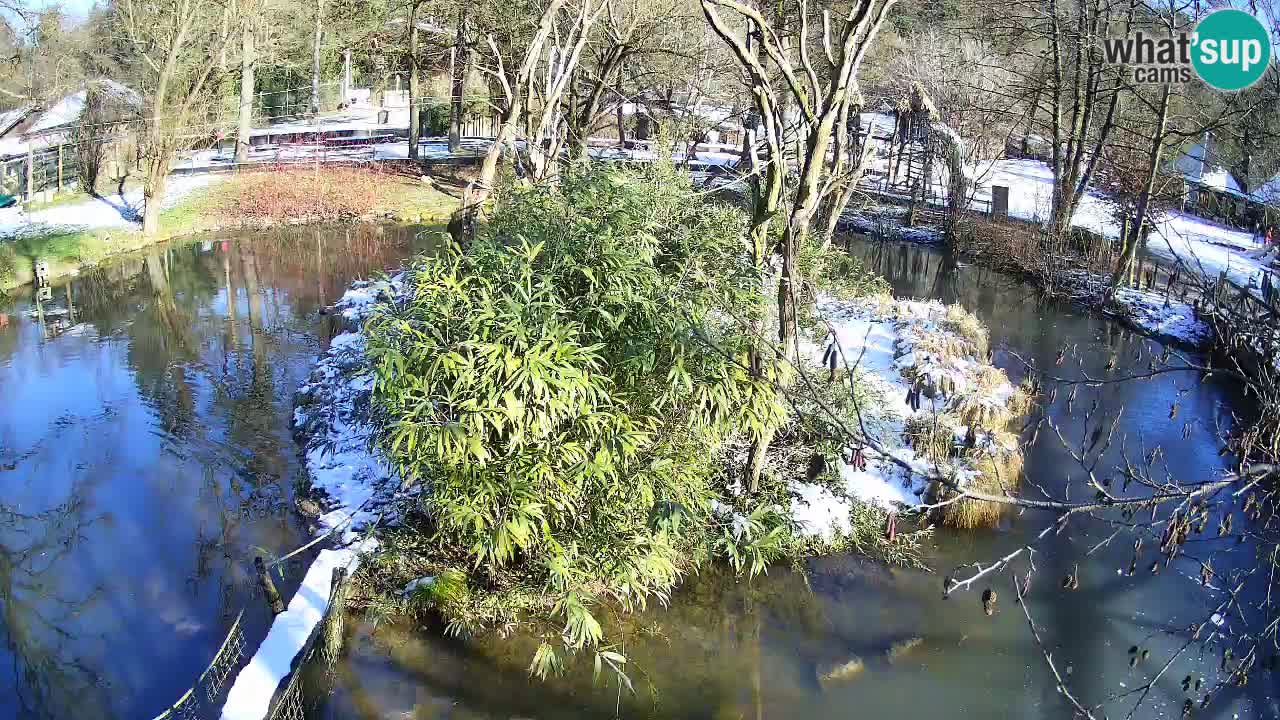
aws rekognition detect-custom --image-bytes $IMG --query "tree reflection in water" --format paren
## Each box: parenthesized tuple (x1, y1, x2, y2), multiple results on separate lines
(0, 223, 437, 720)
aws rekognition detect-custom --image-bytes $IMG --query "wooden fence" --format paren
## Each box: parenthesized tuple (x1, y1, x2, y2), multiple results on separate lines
(0, 142, 80, 202)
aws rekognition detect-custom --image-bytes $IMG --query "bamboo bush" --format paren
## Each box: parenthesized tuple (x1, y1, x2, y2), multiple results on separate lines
(364, 163, 788, 676)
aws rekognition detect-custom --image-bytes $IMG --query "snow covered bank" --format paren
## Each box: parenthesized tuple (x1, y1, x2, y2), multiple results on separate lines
(0, 174, 222, 238)
(975, 158, 1273, 293)
(220, 546, 370, 720)
(1054, 270, 1211, 348)
(790, 295, 1029, 538)
(839, 204, 944, 244)
(220, 277, 405, 720)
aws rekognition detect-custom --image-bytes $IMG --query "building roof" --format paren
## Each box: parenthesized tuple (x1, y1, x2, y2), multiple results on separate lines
(0, 80, 141, 160)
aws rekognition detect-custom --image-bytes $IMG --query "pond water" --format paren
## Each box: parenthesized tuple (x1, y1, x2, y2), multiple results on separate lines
(0, 224, 441, 720)
(323, 237, 1276, 720)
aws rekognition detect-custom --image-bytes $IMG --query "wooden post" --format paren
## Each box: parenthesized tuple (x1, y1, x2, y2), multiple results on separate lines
(256, 556, 285, 614)
(322, 566, 348, 667)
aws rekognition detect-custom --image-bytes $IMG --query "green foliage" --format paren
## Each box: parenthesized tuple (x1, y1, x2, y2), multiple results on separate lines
(413, 568, 470, 613)
(796, 240, 890, 334)
(799, 241, 890, 301)
(0, 243, 15, 284)
(716, 504, 790, 575)
(421, 100, 489, 137)
(365, 163, 783, 660)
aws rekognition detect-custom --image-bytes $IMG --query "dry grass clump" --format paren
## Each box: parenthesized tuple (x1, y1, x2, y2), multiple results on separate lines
(936, 474, 1003, 529)
(904, 414, 959, 465)
(950, 366, 1015, 428)
(858, 293, 898, 319)
(935, 421, 1025, 529)
(941, 304, 989, 357)
(910, 327, 978, 364)
(1007, 378, 1036, 417)
(937, 440, 1023, 529)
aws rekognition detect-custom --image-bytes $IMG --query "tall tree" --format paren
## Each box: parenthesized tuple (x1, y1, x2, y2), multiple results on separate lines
(448, 6, 470, 152)
(449, 0, 603, 241)
(113, 0, 233, 236)
(235, 1, 259, 163)
(311, 0, 324, 113)
(703, 0, 896, 490)
(407, 0, 423, 158)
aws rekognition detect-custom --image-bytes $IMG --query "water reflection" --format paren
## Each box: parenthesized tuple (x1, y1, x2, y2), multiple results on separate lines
(0, 224, 441, 720)
(328, 237, 1270, 720)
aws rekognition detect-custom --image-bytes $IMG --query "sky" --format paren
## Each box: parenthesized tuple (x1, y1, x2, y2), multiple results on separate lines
(15, 0, 95, 25)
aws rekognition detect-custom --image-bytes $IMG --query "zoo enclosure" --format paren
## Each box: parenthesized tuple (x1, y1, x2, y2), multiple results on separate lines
(0, 142, 81, 201)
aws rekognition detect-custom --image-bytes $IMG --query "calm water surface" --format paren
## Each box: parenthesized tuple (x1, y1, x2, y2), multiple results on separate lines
(0, 224, 440, 720)
(324, 238, 1277, 720)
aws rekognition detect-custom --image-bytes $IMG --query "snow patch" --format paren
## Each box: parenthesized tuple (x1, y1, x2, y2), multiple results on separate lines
(791, 296, 1022, 541)
(219, 544, 372, 720)
(220, 275, 408, 720)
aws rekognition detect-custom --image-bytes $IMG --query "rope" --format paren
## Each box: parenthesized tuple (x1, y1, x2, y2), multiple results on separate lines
(265, 495, 378, 569)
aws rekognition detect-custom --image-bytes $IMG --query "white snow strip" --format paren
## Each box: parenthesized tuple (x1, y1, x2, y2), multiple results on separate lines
(219, 545, 371, 720)
(0, 174, 222, 237)
(220, 276, 406, 720)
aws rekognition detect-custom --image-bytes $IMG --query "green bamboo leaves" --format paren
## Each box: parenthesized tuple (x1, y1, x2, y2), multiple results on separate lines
(365, 164, 783, 672)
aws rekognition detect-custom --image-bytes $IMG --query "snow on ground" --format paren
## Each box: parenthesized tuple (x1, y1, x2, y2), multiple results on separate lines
(372, 137, 491, 160)
(1057, 270, 1210, 347)
(221, 277, 405, 720)
(789, 296, 1018, 540)
(1146, 214, 1272, 290)
(970, 158, 1274, 292)
(840, 204, 944, 244)
(0, 173, 223, 237)
(219, 545, 371, 720)
(292, 275, 408, 539)
(1111, 286, 1209, 346)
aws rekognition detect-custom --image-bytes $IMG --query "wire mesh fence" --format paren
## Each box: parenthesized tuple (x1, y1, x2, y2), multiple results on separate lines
(147, 611, 247, 720)
(0, 143, 82, 199)
(139, 562, 351, 720)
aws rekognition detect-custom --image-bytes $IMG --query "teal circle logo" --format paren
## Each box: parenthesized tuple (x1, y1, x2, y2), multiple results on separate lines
(1192, 9, 1272, 91)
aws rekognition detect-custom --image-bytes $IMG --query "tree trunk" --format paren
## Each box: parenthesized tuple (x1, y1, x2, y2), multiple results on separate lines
(450, 109, 515, 244)
(407, 1, 421, 160)
(615, 71, 626, 145)
(1111, 83, 1171, 296)
(311, 0, 324, 115)
(449, 0, 568, 242)
(235, 13, 256, 163)
(142, 150, 169, 236)
(448, 8, 469, 153)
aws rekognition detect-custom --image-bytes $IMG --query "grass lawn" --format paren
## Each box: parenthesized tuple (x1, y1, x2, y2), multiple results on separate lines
(0, 166, 461, 291)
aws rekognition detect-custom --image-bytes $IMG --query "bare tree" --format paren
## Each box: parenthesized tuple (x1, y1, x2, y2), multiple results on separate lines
(115, 0, 233, 236)
(448, 0, 603, 241)
(702, 0, 894, 491)
(311, 0, 324, 114)
(448, 5, 470, 152)
(407, 0, 423, 159)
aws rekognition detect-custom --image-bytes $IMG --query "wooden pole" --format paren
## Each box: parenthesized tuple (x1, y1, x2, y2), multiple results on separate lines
(25, 147, 34, 200)
(57, 144, 63, 192)
(321, 566, 348, 666)
(256, 556, 285, 614)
